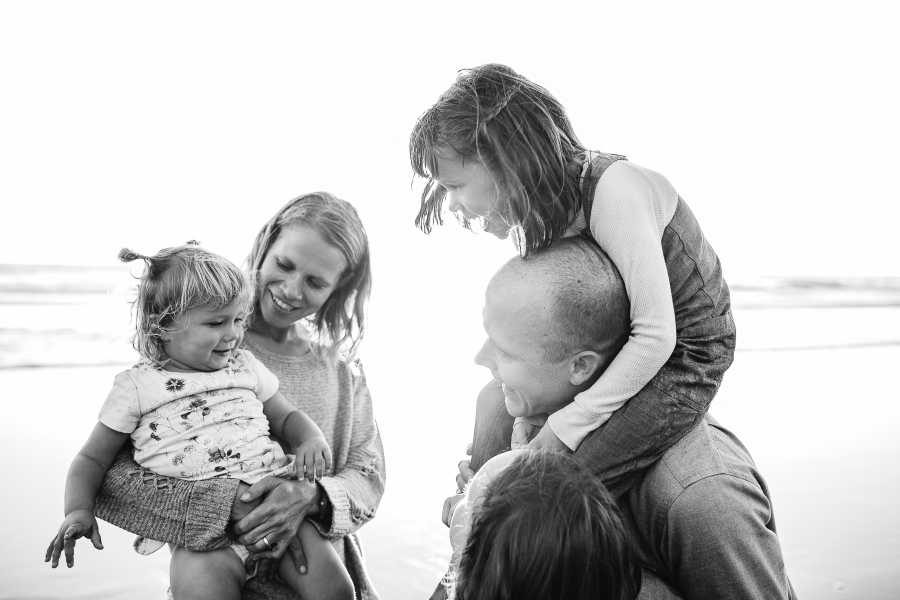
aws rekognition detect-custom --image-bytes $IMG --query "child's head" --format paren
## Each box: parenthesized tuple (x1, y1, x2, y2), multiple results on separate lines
(247, 192, 371, 356)
(410, 63, 585, 255)
(456, 451, 640, 600)
(120, 242, 252, 370)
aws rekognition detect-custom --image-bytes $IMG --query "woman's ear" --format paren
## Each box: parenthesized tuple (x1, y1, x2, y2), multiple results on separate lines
(568, 351, 603, 386)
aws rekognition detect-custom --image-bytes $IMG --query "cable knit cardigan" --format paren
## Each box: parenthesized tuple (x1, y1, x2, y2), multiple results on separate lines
(96, 339, 386, 600)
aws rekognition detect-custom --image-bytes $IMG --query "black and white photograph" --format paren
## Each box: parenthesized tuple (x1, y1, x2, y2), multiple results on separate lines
(2, 2, 898, 599)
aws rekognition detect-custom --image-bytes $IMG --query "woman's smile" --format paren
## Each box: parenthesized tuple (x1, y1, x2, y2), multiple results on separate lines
(254, 223, 349, 333)
(269, 288, 303, 313)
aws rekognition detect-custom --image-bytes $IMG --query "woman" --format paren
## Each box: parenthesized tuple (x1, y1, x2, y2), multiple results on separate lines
(95, 192, 385, 600)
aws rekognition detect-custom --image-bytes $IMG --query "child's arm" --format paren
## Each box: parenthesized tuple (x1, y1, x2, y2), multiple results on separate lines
(541, 161, 677, 452)
(264, 392, 332, 483)
(45, 423, 130, 568)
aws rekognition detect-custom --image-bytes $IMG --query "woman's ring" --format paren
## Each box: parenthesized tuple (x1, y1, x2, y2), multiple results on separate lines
(262, 536, 272, 550)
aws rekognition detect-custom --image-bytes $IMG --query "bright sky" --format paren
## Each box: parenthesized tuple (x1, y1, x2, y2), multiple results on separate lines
(1, 1, 897, 280)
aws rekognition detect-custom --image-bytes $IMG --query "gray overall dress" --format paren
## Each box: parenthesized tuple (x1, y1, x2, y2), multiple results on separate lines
(471, 152, 736, 496)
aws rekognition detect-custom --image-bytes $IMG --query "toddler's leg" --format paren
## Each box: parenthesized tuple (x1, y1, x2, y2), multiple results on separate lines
(170, 546, 246, 600)
(279, 521, 354, 600)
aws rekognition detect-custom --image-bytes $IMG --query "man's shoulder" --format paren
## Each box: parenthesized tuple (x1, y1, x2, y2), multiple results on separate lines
(632, 418, 762, 510)
(625, 420, 792, 600)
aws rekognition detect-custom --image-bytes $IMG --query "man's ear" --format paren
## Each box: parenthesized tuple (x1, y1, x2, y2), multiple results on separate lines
(568, 350, 603, 386)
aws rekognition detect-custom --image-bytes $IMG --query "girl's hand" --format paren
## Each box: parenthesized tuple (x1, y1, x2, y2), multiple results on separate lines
(527, 424, 571, 453)
(45, 509, 104, 568)
(234, 477, 321, 571)
(294, 437, 332, 483)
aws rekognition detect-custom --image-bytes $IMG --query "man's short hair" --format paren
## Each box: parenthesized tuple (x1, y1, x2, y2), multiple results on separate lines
(494, 236, 630, 364)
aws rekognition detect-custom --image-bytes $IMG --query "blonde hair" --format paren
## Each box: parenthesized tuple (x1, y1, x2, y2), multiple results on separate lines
(120, 242, 252, 365)
(247, 192, 371, 358)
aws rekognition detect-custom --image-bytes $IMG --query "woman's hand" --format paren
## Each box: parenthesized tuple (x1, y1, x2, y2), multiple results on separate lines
(233, 476, 321, 572)
(230, 482, 257, 522)
(45, 509, 104, 568)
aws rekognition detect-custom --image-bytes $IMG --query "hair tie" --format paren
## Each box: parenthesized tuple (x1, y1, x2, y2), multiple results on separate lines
(118, 248, 157, 278)
(118, 247, 150, 264)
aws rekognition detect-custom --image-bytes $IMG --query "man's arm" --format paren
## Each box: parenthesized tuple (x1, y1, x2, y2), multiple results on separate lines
(469, 381, 514, 472)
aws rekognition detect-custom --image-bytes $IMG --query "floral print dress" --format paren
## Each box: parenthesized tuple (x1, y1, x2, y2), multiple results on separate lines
(99, 349, 293, 483)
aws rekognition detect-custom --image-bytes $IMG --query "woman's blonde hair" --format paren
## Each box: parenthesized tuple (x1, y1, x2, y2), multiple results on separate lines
(120, 242, 252, 365)
(247, 192, 371, 357)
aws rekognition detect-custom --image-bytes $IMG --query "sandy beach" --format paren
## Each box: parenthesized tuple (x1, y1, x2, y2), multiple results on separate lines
(3, 270, 900, 599)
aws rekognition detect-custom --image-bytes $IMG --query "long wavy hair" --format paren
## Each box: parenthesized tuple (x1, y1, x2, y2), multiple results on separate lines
(410, 63, 586, 256)
(119, 242, 251, 366)
(456, 451, 640, 600)
(246, 192, 371, 357)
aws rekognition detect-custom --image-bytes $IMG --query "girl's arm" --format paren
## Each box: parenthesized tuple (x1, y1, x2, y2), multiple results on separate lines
(264, 391, 332, 481)
(312, 362, 385, 539)
(545, 160, 677, 451)
(46, 423, 129, 567)
(265, 392, 324, 447)
(65, 423, 130, 514)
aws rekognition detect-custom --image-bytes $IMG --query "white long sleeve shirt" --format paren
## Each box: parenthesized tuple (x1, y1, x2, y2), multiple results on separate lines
(547, 159, 679, 450)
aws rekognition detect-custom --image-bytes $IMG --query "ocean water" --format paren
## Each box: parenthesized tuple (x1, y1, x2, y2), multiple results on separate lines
(3, 264, 900, 599)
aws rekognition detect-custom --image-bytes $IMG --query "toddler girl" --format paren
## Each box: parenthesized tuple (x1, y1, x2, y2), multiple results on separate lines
(411, 63, 736, 492)
(45, 243, 352, 600)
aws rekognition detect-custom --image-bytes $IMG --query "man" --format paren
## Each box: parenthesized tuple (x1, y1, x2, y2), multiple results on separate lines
(449, 237, 794, 599)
